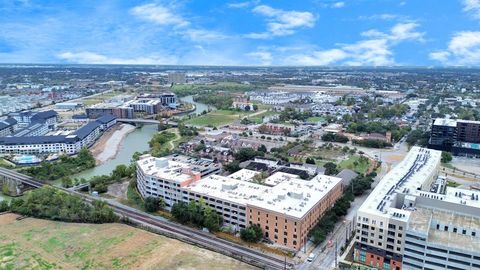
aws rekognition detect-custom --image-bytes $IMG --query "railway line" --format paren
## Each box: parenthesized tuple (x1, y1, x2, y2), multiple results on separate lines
(0, 167, 294, 270)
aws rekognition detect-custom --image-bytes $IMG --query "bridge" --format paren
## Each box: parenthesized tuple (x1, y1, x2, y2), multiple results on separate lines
(0, 167, 293, 270)
(0, 167, 46, 196)
(116, 118, 182, 127)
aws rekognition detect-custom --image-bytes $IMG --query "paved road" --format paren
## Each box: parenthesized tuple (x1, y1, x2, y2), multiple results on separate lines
(296, 142, 396, 270)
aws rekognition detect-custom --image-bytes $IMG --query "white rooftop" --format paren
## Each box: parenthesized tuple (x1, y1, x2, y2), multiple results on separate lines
(358, 147, 442, 221)
(264, 171, 299, 186)
(229, 169, 260, 182)
(137, 155, 195, 184)
(433, 118, 457, 127)
(249, 174, 342, 219)
(186, 174, 269, 206)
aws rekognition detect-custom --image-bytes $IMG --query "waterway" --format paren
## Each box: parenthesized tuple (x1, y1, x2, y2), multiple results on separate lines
(179, 95, 214, 115)
(74, 124, 158, 179)
(72, 96, 211, 180)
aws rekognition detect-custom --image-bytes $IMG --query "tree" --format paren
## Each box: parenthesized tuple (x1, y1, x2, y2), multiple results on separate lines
(144, 196, 164, 212)
(305, 157, 316, 164)
(234, 147, 264, 162)
(0, 200, 9, 212)
(324, 162, 338, 176)
(61, 177, 73, 188)
(203, 207, 222, 232)
(258, 144, 267, 153)
(240, 224, 263, 242)
(224, 161, 241, 173)
(441, 151, 453, 163)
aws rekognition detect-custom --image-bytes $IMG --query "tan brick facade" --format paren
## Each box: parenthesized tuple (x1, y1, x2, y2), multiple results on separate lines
(246, 180, 343, 250)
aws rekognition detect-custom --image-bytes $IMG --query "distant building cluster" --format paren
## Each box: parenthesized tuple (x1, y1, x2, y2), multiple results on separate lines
(0, 112, 116, 156)
(136, 154, 343, 250)
(354, 147, 480, 270)
(85, 92, 177, 119)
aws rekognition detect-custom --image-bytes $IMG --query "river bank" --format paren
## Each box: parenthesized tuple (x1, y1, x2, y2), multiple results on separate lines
(74, 124, 158, 179)
(90, 124, 136, 165)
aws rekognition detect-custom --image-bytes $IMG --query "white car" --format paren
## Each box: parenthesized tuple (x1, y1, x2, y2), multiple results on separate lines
(307, 253, 315, 262)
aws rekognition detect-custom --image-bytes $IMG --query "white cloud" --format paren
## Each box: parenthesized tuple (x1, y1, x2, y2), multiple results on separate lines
(280, 22, 423, 66)
(358, 13, 403, 21)
(227, 1, 259, 8)
(246, 51, 273, 65)
(182, 29, 228, 42)
(285, 49, 348, 65)
(58, 51, 177, 65)
(246, 5, 316, 38)
(130, 3, 189, 27)
(430, 31, 480, 65)
(463, 0, 480, 19)
(332, 2, 345, 8)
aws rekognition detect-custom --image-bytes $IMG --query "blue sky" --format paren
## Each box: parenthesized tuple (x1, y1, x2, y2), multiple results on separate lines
(1, 0, 480, 66)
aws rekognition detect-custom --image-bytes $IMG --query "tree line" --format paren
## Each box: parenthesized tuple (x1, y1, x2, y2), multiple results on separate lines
(171, 200, 223, 232)
(4, 186, 117, 223)
(20, 148, 96, 181)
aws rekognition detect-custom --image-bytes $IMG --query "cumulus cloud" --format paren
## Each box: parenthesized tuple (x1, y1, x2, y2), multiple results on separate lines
(130, 3, 189, 27)
(463, 0, 480, 19)
(281, 22, 423, 66)
(246, 5, 316, 38)
(58, 51, 177, 65)
(429, 31, 480, 65)
(331, 2, 345, 8)
(246, 51, 273, 65)
(227, 1, 259, 9)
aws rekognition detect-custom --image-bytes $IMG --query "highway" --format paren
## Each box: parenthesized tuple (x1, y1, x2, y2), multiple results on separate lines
(0, 167, 293, 270)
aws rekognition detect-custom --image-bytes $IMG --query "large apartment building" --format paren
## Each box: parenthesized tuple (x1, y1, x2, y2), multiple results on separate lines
(136, 155, 343, 250)
(353, 146, 480, 270)
(429, 118, 480, 157)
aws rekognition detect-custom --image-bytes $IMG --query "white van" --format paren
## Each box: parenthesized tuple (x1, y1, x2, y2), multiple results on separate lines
(307, 253, 315, 262)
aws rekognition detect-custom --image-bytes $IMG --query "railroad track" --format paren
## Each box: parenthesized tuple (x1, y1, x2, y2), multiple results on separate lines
(0, 167, 294, 270)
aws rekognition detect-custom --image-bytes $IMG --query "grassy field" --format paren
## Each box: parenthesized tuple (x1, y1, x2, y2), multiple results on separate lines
(185, 110, 252, 127)
(247, 111, 279, 124)
(338, 155, 370, 174)
(82, 91, 129, 106)
(0, 214, 255, 270)
(306, 116, 325, 123)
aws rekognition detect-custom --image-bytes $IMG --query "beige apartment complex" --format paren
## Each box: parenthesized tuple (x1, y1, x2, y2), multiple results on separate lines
(137, 155, 343, 250)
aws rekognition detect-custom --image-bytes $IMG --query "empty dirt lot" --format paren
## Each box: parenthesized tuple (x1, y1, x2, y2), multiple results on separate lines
(0, 213, 256, 270)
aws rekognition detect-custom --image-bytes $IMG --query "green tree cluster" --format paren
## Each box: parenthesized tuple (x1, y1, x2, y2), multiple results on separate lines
(240, 224, 263, 242)
(194, 93, 234, 110)
(441, 151, 453, 163)
(90, 164, 136, 193)
(323, 162, 339, 176)
(8, 187, 117, 223)
(321, 132, 349, 143)
(149, 131, 176, 157)
(171, 200, 223, 232)
(233, 147, 265, 162)
(144, 196, 166, 212)
(353, 139, 392, 148)
(21, 148, 95, 181)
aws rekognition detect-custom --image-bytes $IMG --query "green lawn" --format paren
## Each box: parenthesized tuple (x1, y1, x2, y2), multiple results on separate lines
(338, 155, 370, 174)
(447, 180, 460, 188)
(185, 110, 252, 127)
(248, 111, 279, 124)
(306, 116, 326, 123)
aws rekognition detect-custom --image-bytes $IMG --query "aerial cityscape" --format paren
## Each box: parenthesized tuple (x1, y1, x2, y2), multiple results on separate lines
(1, 1, 480, 270)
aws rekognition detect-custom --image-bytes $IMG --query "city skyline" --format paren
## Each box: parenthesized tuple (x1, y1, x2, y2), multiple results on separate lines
(2, 0, 480, 66)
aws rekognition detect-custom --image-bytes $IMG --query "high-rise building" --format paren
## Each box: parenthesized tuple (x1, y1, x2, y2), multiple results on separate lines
(353, 147, 480, 270)
(429, 118, 480, 157)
